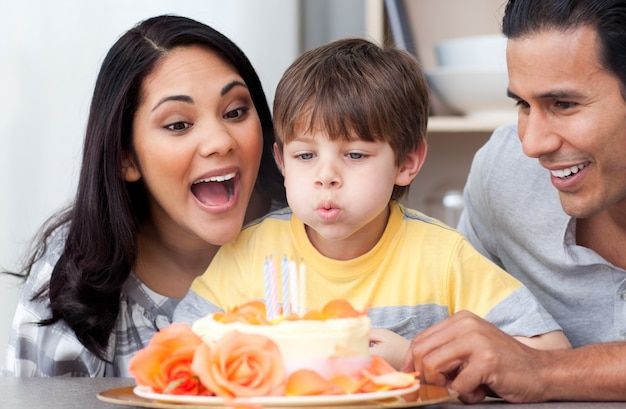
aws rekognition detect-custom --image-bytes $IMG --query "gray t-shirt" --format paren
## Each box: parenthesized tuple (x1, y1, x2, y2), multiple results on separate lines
(458, 123, 626, 347)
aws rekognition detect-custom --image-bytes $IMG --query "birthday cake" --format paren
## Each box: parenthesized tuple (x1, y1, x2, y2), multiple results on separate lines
(192, 299, 372, 379)
(129, 260, 419, 398)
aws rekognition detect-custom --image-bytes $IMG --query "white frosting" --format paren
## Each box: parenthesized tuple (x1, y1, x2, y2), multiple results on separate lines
(192, 314, 372, 378)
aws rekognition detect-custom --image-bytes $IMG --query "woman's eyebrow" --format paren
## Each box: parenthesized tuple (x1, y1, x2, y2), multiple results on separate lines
(150, 81, 248, 112)
(221, 80, 248, 96)
(151, 95, 193, 112)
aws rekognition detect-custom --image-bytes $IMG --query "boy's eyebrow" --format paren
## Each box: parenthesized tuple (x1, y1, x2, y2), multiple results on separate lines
(151, 81, 248, 112)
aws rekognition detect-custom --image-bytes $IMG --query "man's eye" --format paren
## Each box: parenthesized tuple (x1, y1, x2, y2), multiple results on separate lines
(166, 122, 190, 131)
(555, 101, 577, 109)
(514, 99, 530, 109)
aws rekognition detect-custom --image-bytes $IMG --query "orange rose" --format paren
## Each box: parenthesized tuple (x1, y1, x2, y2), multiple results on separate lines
(129, 323, 205, 395)
(191, 331, 286, 398)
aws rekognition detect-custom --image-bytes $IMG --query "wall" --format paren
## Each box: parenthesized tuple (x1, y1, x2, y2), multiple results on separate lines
(0, 0, 301, 370)
(0, 0, 369, 372)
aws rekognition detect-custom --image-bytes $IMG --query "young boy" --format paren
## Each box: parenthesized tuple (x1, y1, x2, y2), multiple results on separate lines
(174, 38, 569, 368)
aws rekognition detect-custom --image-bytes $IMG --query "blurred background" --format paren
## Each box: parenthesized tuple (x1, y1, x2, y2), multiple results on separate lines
(0, 0, 379, 369)
(0, 0, 509, 367)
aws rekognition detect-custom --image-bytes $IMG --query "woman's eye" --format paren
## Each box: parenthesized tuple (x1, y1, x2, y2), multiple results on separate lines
(166, 121, 191, 131)
(224, 107, 250, 120)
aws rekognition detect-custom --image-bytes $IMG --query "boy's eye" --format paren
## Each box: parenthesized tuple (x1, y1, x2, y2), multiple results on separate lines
(347, 152, 364, 159)
(297, 153, 314, 160)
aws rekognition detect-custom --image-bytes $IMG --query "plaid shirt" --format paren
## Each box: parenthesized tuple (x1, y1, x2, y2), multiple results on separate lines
(2, 226, 179, 377)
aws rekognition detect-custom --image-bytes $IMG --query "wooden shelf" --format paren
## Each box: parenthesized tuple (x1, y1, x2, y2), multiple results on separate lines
(427, 114, 517, 134)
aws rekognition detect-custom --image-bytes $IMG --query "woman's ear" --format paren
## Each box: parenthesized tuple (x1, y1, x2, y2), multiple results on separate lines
(395, 142, 428, 187)
(122, 153, 141, 182)
(273, 143, 285, 176)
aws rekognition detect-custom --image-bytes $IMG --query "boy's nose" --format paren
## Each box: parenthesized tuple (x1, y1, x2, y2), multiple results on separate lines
(314, 160, 342, 188)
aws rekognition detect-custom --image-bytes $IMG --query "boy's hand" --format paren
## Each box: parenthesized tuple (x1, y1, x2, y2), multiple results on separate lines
(369, 328, 410, 370)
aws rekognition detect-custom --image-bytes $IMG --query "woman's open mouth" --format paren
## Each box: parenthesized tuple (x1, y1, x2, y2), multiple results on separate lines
(191, 172, 237, 206)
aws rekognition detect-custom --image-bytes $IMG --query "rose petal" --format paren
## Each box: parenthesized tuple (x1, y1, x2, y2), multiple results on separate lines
(302, 310, 325, 321)
(359, 355, 419, 392)
(367, 355, 398, 375)
(129, 324, 203, 393)
(322, 299, 361, 319)
(219, 301, 270, 325)
(286, 370, 342, 396)
(193, 331, 285, 398)
(329, 374, 365, 394)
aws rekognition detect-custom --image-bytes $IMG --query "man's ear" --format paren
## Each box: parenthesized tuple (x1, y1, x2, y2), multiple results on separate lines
(122, 152, 141, 182)
(273, 143, 285, 176)
(395, 142, 428, 187)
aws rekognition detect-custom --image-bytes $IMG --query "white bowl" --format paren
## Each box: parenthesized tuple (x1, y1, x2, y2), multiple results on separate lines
(426, 66, 516, 117)
(435, 34, 507, 69)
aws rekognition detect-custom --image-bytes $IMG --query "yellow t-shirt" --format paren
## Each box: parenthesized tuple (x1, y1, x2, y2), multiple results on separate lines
(187, 202, 558, 339)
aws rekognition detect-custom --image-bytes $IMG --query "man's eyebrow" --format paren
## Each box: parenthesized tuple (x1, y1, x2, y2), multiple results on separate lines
(151, 95, 193, 112)
(221, 80, 248, 96)
(507, 89, 520, 99)
(506, 88, 585, 100)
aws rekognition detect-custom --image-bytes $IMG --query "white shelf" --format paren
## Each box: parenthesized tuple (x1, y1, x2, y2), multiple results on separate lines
(427, 114, 517, 134)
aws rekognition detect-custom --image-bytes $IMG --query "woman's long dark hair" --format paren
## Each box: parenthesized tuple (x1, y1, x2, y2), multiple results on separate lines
(16, 15, 285, 361)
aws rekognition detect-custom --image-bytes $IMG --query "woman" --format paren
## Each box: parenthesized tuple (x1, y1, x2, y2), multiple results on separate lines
(3, 15, 286, 377)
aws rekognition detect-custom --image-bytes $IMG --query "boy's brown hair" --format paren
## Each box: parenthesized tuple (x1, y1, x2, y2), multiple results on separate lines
(273, 37, 430, 199)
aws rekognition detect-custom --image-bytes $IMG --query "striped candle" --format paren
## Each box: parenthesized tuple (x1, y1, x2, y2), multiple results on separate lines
(281, 255, 290, 316)
(266, 257, 280, 320)
(289, 260, 299, 315)
(263, 257, 271, 319)
(298, 261, 307, 315)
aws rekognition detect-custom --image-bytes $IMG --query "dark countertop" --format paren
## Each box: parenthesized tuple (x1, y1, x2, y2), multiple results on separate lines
(1, 377, 624, 409)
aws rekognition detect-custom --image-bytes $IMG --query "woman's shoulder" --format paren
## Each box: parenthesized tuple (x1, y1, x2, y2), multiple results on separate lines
(20, 224, 69, 287)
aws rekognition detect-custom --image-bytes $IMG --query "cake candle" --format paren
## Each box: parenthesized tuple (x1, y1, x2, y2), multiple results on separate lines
(288, 260, 299, 315)
(267, 257, 280, 320)
(281, 255, 290, 316)
(299, 262, 307, 315)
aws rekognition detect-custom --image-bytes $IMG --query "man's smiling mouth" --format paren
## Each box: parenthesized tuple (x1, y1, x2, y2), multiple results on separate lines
(550, 163, 586, 179)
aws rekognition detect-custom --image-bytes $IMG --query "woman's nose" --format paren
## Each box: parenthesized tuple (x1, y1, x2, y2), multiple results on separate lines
(198, 122, 236, 157)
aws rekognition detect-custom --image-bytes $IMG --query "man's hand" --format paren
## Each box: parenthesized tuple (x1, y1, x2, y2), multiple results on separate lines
(401, 311, 551, 403)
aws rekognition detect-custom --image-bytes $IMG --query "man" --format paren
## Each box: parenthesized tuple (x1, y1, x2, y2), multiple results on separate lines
(403, 0, 626, 403)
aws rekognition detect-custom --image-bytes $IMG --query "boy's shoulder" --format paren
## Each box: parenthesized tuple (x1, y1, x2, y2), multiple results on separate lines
(236, 207, 294, 241)
(396, 203, 452, 228)
(245, 206, 293, 228)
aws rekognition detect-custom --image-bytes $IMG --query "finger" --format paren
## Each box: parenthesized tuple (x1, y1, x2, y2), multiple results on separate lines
(448, 361, 491, 404)
(400, 315, 468, 373)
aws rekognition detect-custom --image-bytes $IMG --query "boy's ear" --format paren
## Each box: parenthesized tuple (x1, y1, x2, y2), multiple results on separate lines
(122, 152, 141, 182)
(395, 142, 427, 187)
(273, 143, 286, 176)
